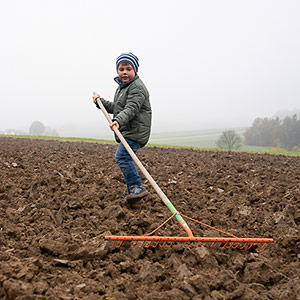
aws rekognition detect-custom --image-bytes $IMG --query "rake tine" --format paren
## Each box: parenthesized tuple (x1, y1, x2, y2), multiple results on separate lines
(131, 241, 138, 248)
(152, 241, 160, 248)
(159, 241, 167, 248)
(139, 241, 146, 248)
(109, 241, 116, 248)
(255, 242, 261, 249)
(167, 241, 174, 248)
(210, 242, 215, 247)
(239, 242, 248, 250)
(145, 241, 152, 248)
(246, 242, 254, 250)
(226, 242, 234, 249)
(220, 241, 229, 248)
(116, 241, 123, 248)
(232, 242, 241, 249)
(257, 242, 267, 251)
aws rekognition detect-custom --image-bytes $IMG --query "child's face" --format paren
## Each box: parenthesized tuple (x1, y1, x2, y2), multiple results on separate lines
(117, 62, 135, 83)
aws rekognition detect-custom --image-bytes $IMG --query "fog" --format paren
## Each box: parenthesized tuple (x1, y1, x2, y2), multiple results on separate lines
(1, 0, 299, 138)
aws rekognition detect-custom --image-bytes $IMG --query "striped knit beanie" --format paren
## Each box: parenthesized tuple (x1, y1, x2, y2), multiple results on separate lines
(116, 52, 139, 73)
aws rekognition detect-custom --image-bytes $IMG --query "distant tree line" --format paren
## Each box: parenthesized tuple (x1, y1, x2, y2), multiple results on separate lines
(243, 114, 300, 151)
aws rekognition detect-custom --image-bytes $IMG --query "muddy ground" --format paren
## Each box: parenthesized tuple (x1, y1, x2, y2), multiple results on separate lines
(0, 137, 299, 300)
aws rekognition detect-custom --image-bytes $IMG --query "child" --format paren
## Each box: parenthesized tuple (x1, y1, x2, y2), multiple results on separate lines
(93, 52, 152, 202)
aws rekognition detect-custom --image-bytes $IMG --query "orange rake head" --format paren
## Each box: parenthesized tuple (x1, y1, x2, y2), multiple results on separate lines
(105, 235, 273, 250)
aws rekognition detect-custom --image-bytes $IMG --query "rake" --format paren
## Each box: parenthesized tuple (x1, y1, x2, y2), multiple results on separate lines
(95, 94, 273, 250)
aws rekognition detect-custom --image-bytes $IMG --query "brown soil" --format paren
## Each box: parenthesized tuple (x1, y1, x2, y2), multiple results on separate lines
(0, 137, 299, 300)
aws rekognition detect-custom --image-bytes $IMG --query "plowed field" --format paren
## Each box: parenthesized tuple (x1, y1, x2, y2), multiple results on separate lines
(0, 137, 299, 300)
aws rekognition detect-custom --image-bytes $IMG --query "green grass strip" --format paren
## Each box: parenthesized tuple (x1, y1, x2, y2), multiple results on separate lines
(1, 134, 299, 156)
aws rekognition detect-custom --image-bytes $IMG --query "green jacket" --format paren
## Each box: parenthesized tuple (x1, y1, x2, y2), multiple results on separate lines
(100, 76, 152, 147)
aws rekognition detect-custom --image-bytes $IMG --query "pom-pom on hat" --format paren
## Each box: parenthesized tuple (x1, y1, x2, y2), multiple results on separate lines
(116, 52, 139, 73)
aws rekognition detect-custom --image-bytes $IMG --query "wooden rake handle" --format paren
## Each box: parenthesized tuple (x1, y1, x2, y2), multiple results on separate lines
(94, 93, 193, 238)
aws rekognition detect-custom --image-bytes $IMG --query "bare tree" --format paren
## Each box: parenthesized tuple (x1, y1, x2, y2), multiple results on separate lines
(216, 130, 242, 150)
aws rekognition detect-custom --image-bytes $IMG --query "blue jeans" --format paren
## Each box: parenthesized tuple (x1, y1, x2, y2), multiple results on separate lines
(115, 139, 143, 194)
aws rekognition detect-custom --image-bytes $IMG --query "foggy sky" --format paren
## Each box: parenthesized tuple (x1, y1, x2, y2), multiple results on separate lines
(1, 0, 300, 138)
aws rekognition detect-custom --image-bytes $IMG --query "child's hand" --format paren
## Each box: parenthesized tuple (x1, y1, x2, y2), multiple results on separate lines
(110, 121, 120, 131)
(93, 93, 101, 104)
